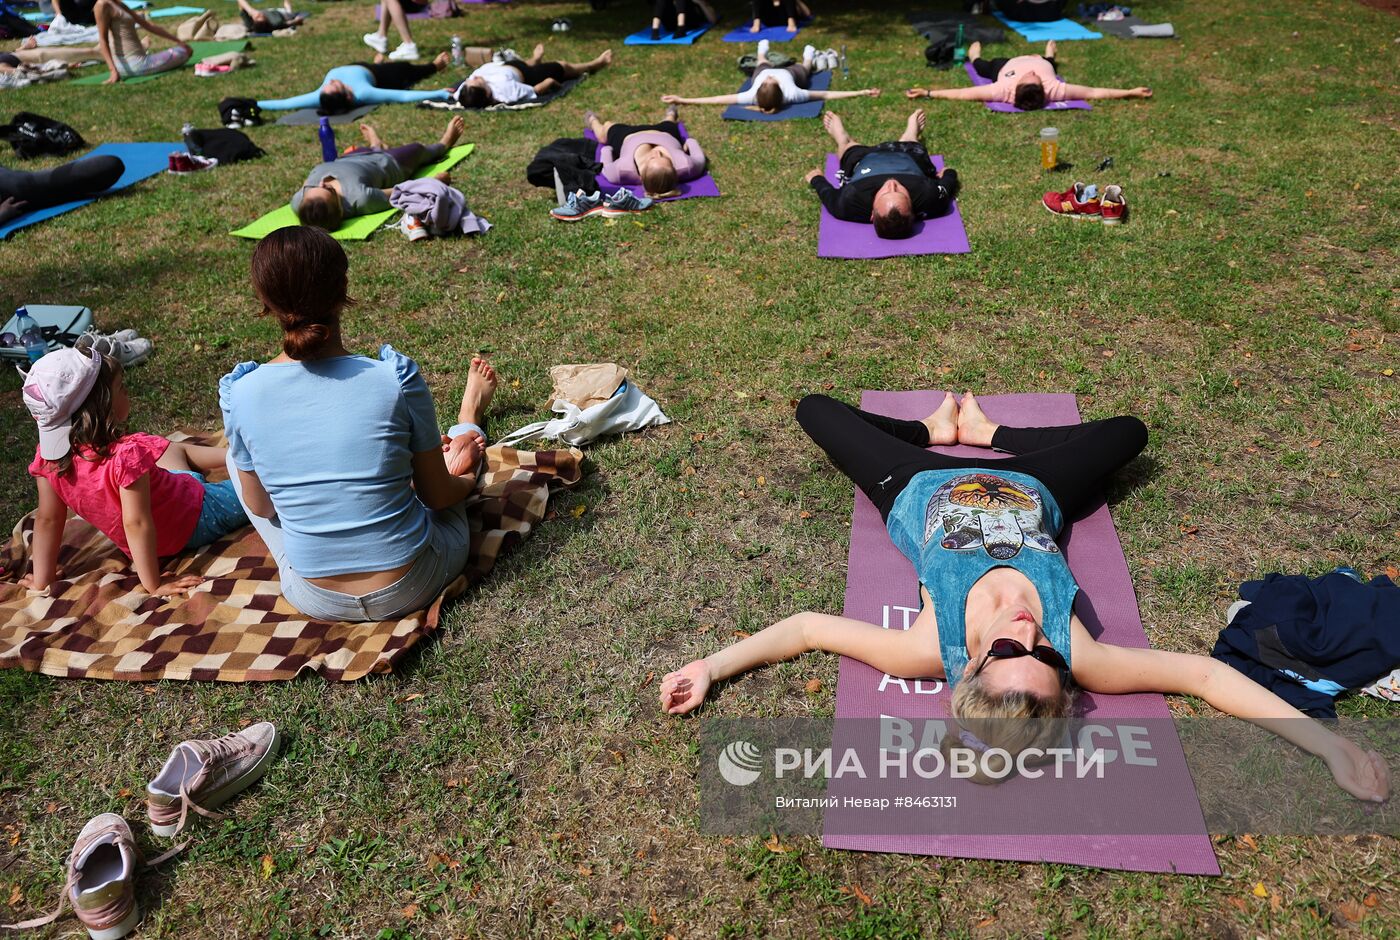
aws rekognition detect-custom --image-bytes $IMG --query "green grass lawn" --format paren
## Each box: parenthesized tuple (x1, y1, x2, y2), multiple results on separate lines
(1, 0, 1397, 936)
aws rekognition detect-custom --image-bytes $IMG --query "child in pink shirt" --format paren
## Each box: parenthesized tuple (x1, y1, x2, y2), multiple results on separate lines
(20, 347, 248, 597)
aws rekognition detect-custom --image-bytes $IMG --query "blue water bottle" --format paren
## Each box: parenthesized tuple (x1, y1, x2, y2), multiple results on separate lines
(318, 117, 337, 162)
(14, 306, 46, 364)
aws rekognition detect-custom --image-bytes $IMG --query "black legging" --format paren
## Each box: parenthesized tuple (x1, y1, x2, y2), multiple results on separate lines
(0, 155, 124, 211)
(502, 59, 567, 86)
(795, 394, 1147, 522)
(751, 0, 798, 25)
(654, 0, 707, 25)
(995, 0, 1067, 23)
(360, 61, 438, 90)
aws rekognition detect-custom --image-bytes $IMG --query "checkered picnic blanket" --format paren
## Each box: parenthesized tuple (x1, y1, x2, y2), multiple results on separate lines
(0, 435, 584, 682)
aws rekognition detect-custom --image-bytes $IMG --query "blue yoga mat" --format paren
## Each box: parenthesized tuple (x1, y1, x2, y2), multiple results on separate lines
(722, 19, 810, 42)
(0, 143, 176, 241)
(991, 13, 1101, 42)
(147, 5, 205, 18)
(624, 22, 712, 45)
(722, 69, 830, 121)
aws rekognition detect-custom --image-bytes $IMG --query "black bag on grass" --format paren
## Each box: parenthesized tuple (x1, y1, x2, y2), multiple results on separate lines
(0, 112, 85, 158)
(185, 128, 264, 165)
(218, 96, 264, 128)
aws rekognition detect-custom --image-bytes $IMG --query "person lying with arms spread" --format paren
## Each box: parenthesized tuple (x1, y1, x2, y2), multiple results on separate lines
(907, 40, 1152, 110)
(258, 53, 455, 113)
(661, 39, 876, 114)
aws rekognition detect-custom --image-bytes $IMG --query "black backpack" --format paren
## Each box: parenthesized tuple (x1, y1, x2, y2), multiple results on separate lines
(185, 128, 265, 165)
(0, 112, 86, 159)
(217, 96, 264, 128)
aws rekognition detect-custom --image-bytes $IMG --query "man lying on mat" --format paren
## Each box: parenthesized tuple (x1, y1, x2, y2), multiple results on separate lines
(292, 117, 462, 230)
(748, 0, 811, 34)
(0, 154, 125, 225)
(586, 104, 705, 198)
(804, 108, 957, 240)
(221, 227, 500, 622)
(647, 0, 716, 41)
(907, 40, 1152, 111)
(660, 392, 1390, 803)
(237, 0, 307, 33)
(257, 54, 456, 114)
(455, 43, 612, 109)
(660, 39, 875, 115)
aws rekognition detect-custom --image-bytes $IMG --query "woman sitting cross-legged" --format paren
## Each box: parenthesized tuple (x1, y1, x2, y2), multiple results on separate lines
(659, 392, 1390, 803)
(219, 227, 500, 622)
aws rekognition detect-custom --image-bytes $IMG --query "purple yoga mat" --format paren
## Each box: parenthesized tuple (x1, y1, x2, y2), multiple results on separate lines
(822, 391, 1219, 875)
(964, 60, 1091, 112)
(816, 153, 969, 260)
(584, 123, 720, 201)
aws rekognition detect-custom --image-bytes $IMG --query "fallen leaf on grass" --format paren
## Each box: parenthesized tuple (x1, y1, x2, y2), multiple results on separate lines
(1227, 897, 1248, 913)
(734, 391, 749, 400)
(1337, 900, 1366, 923)
(1308, 440, 1322, 448)
(840, 884, 873, 906)
(1363, 893, 1379, 908)
(43, 802, 58, 815)
(974, 915, 997, 928)
(7, 884, 21, 907)
(731, 630, 751, 639)
(804, 679, 823, 694)
(756, 475, 766, 486)
(641, 671, 655, 688)
(764, 833, 792, 853)
(692, 433, 705, 442)
(261, 855, 275, 879)
(1383, 369, 1394, 377)
(1253, 882, 1269, 898)
(577, 864, 593, 877)
(396, 693, 423, 704)
(1236, 833, 1258, 852)
(117, 788, 132, 799)
(799, 510, 812, 519)
(649, 906, 660, 925)
(1346, 343, 1365, 352)
(402, 903, 418, 919)
(572, 504, 588, 518)
(445, 778, 460, 789)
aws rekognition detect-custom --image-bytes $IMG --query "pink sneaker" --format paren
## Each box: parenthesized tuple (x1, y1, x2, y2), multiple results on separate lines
(146, 722, 279, 838)
(2, 814, 139, 940)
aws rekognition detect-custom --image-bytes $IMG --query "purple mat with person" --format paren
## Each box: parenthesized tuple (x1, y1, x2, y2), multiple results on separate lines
(816, 153, 969, 259)
(965, 60, 1091, 112)
(821, 390, 1220, 875)
(584, 122, 720, 201)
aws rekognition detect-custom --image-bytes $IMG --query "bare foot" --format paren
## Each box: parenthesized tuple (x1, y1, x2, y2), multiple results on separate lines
(359, 123, 385, 149)
(597, 49, 614, 67)
(967, 41, 981, 61)
(664, 103, 678, 122)
(821, 110, 850, 147)
(440, 115, 464, 149)
(531, 42, 545, 62)
(904, 108, 926, 140)
(442, 430, 485, 478)
(1045, 40, 1057, 60)
(434, 51, 450, 71)
(957, 392, 999, 447)
(457, 356, 498, 427)
(921, 392, 958, 446)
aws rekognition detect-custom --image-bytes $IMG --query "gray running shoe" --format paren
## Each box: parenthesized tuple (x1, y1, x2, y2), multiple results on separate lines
(550, 190, 606, 222)
(601, 188, 655, 217)
(2, 814, 139, 940)
(75, 330, 153, 368)
(146, 722, 280, 838)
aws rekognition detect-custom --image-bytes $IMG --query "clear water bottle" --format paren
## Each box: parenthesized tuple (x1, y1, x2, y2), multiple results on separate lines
(14, 306, 45, 364)
(318, 117, 337, 163)
(840, 44, 848, 78)
(451, 35, 463, 67)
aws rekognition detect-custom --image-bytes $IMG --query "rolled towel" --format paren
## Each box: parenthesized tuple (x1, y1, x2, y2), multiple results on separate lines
(1129, 23, 1175, 38)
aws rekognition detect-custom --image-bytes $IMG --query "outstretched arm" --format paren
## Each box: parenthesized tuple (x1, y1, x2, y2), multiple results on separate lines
(1058, 83, 1152, 100)
(661, 93, 740, 106)
(809, 88, 881, 101)
(661, 589, 942, 714)
(1071, 618, 1390, 802)
(257, 89, 324, 110)
(906, 85, 997, 101)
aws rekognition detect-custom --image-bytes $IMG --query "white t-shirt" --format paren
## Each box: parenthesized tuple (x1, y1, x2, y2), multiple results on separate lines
(469, 62, 536, 105)
(734, 67, 810, 106)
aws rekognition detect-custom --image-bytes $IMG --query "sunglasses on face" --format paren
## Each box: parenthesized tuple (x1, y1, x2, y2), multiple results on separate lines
(973, 637, 1070, 682)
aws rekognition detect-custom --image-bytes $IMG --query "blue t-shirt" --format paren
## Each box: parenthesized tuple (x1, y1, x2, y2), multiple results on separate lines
(219, 346, 444, 578)
(886, 468, 1077, 688)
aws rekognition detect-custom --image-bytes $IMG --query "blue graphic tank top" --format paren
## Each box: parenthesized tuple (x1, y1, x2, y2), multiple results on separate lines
(885, 468, 1077, 689)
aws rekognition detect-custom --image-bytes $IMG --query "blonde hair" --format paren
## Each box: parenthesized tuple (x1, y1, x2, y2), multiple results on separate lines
(939, 674, 1076, 785)
(639, 159, 679, 198)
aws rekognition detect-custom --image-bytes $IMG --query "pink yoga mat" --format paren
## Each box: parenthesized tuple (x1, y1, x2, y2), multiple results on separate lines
(822, 391, 1219, 875)
(965, 60, 1091, 112)
(584, 122, 720, 201)
(816, 153, 969, 259)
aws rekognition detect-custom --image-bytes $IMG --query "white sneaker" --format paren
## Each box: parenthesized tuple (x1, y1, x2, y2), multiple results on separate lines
(756, 38, 770, 58)
(387, 41, 419, 61)
(802, 43, 816, 65)
(399, 214, 429, 241)
(76, 330, 153, 367)
(493, 47, 519, 63)
(362, 32, 388, 55)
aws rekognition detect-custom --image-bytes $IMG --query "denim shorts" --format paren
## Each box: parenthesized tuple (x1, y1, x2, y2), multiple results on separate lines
(170, 471, 251, 548)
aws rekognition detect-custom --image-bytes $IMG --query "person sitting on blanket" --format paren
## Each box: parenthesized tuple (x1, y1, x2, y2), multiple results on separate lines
(18, 348, 250, 598)
(585, 104, 704, 198)
(237, 0, 306, 33)
(748, 0, 811, 34)
(90, 0, 192, 84)
(220, 227, 501, 622)
(907, 40, 1152, 110)
(658, 392, 1391, 804)
(0, 154, 125, 225)
(660, 39, 877, 115)
(293, 116, 463, 230)
(648, 0, 716, 41)
(803, 108, 957, 240)
(456, 43, 613, 109)
(258, 54, 455, 114)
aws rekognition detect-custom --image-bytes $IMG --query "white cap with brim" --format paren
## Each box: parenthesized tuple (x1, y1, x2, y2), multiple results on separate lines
(19, 346, 103, 461)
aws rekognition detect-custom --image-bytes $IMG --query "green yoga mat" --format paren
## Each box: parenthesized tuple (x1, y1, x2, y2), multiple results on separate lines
(230, 143, 475, 241)
(71, 40, 247, 85)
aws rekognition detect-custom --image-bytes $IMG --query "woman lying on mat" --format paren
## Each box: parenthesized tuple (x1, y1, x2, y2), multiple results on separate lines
(237, 0, 307, 33)
(586, 104, 704, 198)
(661, 41, 875, 115)
(804, 109, 957, 240)
(749, 0, 811, 34)
(455, 43, 612, 109)
(220, 227, 500, 622)
(660, 392, 1390, 803)
(648, 0, 716, 41)
(907, 41, 1152, 111)
(20, 348, 249, 598)
(91, 0, 191, 84)
(292, 117, 462, 230)
(257, 55, 456, 114)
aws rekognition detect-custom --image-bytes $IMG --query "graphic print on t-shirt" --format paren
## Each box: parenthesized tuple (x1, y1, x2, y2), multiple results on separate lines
(922, 472, 1060, 561)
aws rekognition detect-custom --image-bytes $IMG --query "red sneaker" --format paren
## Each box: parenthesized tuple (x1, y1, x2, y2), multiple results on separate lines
(1041, 182, 1100, 219)
(1100, 184, 1126, 225)
(167, 151, 193, 174)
